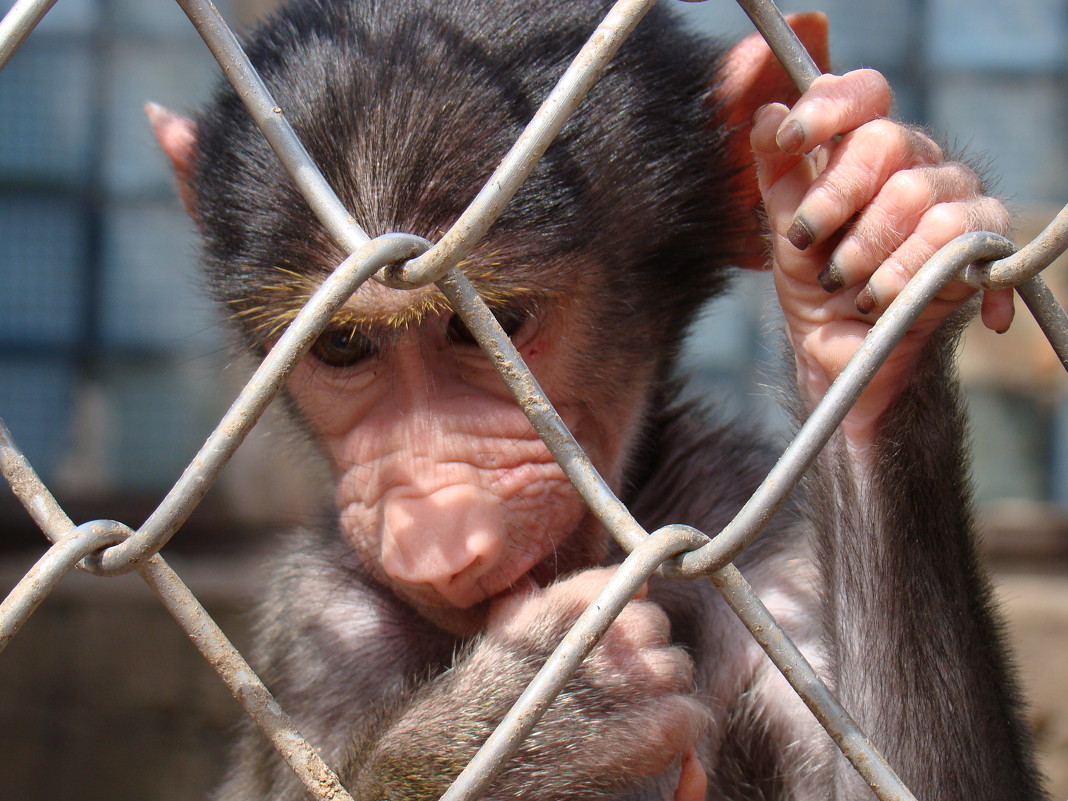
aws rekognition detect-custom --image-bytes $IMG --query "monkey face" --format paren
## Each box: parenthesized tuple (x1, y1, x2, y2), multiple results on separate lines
(157, 0, 743, 636)
(285, 280, 653, 633)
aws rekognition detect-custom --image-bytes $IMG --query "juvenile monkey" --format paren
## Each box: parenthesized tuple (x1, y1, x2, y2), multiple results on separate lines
(152, 0, 1044, 798)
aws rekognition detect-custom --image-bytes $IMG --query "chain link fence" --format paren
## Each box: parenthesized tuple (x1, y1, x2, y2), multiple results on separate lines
(2, 0, 1067, 799)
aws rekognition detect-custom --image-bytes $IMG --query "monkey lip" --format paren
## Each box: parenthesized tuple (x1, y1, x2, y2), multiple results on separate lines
(393, 556, 546, 611)
(398, 570, 553, 637)
(392, 530, 598, 615)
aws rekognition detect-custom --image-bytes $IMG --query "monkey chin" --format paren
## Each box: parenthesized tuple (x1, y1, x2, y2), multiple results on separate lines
(396, 575, 538, 639)
(410, 599, 493, 639)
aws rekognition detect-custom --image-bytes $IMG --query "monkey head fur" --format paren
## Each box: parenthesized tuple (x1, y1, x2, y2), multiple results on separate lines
(191, 0, 747, 362)
(158, 0, 811, 632)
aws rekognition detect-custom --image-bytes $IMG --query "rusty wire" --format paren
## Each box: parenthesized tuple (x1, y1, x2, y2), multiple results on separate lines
(0, 1, 1067, 800)
(0, 418, 357, 801)
(0, 0, 56, 70)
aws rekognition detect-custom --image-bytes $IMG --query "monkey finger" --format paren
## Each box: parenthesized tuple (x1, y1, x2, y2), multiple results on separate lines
(981, 288, 1015, 334)
(674, 749, 708, 801)
(788, 125, 946, 255)
(637, 643, 697, 693)
(751, 102, 803, 193)
(610, 598, 672, 652)
(854, 198, 1008, 316)
(821, 163, 983, 293)
(615, 696, 709, 781)
(753, 131, 824, 259)
(774, 70, 892, 155)
(645, 697, 710, 751)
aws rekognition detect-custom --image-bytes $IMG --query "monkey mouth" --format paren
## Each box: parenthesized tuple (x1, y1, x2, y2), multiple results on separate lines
(396, 556, 580, 639)
(394, 555, 547, 612)
(511, 521, 610, 591)
(396, 527, 602, 612)
(386, 508, 610, 626)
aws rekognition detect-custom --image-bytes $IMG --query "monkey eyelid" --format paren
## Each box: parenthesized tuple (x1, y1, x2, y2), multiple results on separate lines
(308, 326, 378, 369)
(446, 304, 537, 347)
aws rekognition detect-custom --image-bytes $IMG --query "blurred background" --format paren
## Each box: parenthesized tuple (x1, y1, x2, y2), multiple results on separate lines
(0, 0, 1065, 798)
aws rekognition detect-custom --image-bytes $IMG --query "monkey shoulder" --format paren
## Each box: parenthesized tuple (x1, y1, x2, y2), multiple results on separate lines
(250, 528, 456, 695)
(627, 401, 820, 668)
(626, 403, 801, 548)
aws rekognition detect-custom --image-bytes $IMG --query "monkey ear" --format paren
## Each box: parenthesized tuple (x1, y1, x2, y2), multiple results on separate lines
(146, 102, 200, 224)
(715, 13, 831, 270)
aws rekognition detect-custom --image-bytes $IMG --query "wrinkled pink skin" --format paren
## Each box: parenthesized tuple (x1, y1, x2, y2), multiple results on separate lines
(750, 70, 1012, 446)
(287, 294, 650, 635)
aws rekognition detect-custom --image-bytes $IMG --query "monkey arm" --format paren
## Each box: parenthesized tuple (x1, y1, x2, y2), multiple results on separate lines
(340, 569, 707, 801)
(339, 637, 541, 801)
(341, 638, 641, 801)
(798, 328, 1045, 799)
(746, 67, 1043, 797)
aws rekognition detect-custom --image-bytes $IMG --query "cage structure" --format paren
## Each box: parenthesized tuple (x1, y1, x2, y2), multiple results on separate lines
(1, 1, 1067, 799)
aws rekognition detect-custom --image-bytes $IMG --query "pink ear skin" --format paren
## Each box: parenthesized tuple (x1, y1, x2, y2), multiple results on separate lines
(714, 13, 831, 270)
(145, 102, 200, 223)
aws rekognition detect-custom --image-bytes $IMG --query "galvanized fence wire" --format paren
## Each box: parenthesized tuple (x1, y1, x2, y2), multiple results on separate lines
(0, 0, 1067, 799)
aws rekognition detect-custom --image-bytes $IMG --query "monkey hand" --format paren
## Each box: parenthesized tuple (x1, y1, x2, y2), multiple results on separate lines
(481, 568, 709, 798)
(750, 69, 1011, 445)
(346, 569, 706, 801)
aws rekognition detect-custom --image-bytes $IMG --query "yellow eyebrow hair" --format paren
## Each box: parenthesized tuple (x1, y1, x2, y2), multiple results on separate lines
(229, 257, 533, 342)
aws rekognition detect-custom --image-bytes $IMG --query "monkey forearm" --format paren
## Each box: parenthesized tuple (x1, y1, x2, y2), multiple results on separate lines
(342, 616, 680, 801)
(806, 334, 1042, 797)
(343, 639, 534, 801)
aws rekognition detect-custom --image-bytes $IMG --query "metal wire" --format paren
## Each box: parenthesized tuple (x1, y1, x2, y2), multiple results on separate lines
(963, 204, 1068, 290)
(1018, 275, 1068, 371)
(735, 0, 823, 91)
(0, 1, 1065, 800)
(0, 0, 58, 71)
(0, 419, 356, 801)
(0, 521, 122, 652)
(90, 233, 429, 575)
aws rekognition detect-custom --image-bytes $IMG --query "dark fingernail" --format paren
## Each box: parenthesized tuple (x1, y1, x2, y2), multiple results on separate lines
(856, 286, 878, 315)
(787, 218, 814, 251)
(776, 120, 805, 154)
(817, 262, 844, 293)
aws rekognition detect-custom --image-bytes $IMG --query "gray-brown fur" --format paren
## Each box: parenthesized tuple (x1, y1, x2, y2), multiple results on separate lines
(186, 0, 1044, 799)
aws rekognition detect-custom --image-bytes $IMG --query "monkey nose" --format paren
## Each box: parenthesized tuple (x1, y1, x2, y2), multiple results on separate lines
(379, 487, 506, 607)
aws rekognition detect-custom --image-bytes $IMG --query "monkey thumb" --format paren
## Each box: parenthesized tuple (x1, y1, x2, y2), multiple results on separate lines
(674, 748, 707, 801)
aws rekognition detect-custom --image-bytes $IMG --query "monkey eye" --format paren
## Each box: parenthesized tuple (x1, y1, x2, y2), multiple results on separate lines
(446, 306, 531, 346)
(309, 327, 376, 368)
